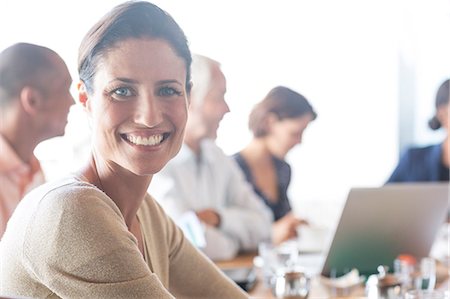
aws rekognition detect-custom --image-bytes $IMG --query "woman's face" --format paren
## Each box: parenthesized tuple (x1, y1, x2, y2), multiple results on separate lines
(268, 113, 314, 155)
(437, 103, 449, 132)
(81, 38, 188, 176)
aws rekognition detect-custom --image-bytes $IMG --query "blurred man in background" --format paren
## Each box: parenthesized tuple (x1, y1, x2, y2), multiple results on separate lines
(149, 54, 272, 260)
(0, 43, 73, 237)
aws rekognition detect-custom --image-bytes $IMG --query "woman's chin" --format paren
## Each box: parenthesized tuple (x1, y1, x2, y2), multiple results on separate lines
(128, 164, 166, 177)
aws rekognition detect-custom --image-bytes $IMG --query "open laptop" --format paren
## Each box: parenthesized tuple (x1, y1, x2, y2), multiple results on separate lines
(321, 183, 449, 277)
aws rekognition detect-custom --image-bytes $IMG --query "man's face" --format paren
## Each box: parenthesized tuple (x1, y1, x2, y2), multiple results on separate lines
(197, 68, 229, 140)
(40, 56, 74, 139)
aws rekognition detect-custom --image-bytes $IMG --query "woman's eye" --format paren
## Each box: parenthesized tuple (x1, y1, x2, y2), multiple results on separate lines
(159, 86, 182, 97)
(114, 87, 132, 97)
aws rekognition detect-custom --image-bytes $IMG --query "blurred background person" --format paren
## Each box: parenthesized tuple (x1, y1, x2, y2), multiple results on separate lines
(387, 78, 449, 183)
(233, 86, 317, 245)
(0, 43, 73, 237)
(149, 54, 272, 261)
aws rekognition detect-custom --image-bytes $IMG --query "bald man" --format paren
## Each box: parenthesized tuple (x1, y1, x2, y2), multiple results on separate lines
(149, 54, 272, 260)
(0, 43, 74, 237)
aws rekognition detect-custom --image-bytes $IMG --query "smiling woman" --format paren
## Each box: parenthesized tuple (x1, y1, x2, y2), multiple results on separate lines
(0, 2, 247, 298)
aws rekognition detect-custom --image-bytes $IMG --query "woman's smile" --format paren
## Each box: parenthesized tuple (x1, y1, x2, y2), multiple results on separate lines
(122, 132, 170, 148)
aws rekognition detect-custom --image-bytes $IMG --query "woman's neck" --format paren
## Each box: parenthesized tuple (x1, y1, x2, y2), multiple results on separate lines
(81, 155, 151, 228)
(265, 136, 287, 159)
(442, 135, 449, 167)
(242, 139, 272, 159)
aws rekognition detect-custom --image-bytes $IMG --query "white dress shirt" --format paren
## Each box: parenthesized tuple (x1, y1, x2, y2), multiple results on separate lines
(149, 139, 273, 260)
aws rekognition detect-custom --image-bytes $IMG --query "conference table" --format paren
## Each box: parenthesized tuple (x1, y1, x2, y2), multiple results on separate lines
(215, 251, 450, 299)
(215, 251, 366, 298)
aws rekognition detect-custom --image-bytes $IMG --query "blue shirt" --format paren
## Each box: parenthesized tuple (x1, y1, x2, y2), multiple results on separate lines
(232, 153, 292, 221)
(387, 143, 449, 183)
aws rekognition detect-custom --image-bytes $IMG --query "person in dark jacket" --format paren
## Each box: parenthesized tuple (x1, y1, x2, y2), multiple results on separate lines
(387, 79, 449, 183)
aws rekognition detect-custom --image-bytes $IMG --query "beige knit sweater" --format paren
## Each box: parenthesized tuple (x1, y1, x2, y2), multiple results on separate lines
(0, 177, 247, 298)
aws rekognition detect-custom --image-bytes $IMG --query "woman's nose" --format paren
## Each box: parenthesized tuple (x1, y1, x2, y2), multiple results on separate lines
(135, 97, 163, 127)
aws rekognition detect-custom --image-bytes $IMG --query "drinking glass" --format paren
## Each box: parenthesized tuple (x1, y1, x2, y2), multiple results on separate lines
(414, 257, 436, 291)
(258, 242, 277, 288)
(273, 271, 311, 299)
(258, 241, 300, 289)
(394, 257, 415, 291)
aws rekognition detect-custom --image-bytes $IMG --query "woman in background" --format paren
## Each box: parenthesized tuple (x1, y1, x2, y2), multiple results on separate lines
(0, 2, 247, 298)
(233, 86, 317, 245)
(387, 79, 449, 183)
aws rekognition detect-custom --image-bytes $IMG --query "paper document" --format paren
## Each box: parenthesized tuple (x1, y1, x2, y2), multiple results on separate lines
(176, 211, 206, 248)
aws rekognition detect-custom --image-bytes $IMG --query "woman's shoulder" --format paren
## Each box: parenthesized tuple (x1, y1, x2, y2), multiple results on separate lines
(34, 176, 107, 203)
(271, 155, 290, 171)
(231, 152, 248, 168)
(19, 176, 121, 222)
(139, 193, 171, 224)
(3, 176, 125, 257)
(138, 193, 182, 247)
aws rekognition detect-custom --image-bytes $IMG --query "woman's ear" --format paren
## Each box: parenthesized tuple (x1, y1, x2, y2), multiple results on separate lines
(267, 112, 279, 126)
(265, 112, 280, 134)
(77, 81, 90, 109)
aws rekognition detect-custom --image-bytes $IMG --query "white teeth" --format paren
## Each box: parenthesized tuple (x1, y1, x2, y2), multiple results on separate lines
(126, 134, 163, 146)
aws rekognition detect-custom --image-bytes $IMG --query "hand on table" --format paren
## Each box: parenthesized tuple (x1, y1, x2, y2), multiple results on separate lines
(196, 208, 221, 227)
(272, 212, 308, 245)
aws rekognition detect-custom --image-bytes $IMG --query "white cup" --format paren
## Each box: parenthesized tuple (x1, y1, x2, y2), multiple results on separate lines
(296, 225, 328, 253)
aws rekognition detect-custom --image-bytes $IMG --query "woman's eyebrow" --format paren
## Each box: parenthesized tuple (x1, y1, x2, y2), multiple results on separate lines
(107, 78, 139, 85)
(156, 79, 182, 86)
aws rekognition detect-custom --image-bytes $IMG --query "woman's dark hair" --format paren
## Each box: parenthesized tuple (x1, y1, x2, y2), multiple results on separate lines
(78, 1, 191, 94)
(428, 79, 449, 130)
(249, 86, 317, 137)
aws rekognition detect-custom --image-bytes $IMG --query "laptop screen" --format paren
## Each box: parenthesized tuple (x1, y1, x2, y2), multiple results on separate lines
(321, 183, 449, 277)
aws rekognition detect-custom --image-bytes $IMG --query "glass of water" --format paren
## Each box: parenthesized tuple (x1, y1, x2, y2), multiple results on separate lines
(414, 257, 436, 291)
(273, 270, 311, 299)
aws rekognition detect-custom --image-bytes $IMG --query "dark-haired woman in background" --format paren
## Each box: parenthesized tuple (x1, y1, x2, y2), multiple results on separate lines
(387, 79, 449, 183)
(232, 86, 317, 245)
(0, 2, 247, 298)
